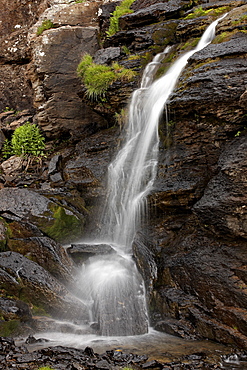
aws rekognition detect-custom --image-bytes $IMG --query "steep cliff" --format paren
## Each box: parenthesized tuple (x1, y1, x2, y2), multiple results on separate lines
(0, 0, 246, 349)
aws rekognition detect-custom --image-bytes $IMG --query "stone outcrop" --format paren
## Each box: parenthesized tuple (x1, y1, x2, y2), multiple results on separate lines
(0, 0, 246, 353)
(0, 251, 88, 322)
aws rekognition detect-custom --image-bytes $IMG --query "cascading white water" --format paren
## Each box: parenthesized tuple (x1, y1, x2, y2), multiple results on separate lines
(100, 14, 226, 251)
(77, 14, 226, 336)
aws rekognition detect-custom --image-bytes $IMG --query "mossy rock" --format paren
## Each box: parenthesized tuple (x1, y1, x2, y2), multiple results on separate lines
(152, 20, 178, 47)
(0, 217, 11, 253)
(42, 204, 83, 243)
(0, 319, 21, 337)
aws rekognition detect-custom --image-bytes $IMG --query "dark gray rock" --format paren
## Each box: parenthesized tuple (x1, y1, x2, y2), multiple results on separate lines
(193, 137, 247, 239)
(0, 188, 84, 243)
(94, 47, 122, 64)
(119, 0, 185, 30)
(0, 251, 89, 321)
(48, 154, 61, 176)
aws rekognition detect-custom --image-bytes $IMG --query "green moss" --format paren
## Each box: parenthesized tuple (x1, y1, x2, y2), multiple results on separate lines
(212, 30, 241, 44)
(184, 5, 228, 20)
(38, 367, 56, 370)
(180, 37, 200, 50)
(152, 21, 178, 47)
(107, 0, 135, 37)
(31, 305, 50, 317)
(0, 320, 21, 337)
(37, 19, 55, 36)
(0, 217, 11, 252)
(128, 54, 141, 61)
(45, 205, 82, 243)
(122, 45, 131, 55)
(77, 54, 136, 100)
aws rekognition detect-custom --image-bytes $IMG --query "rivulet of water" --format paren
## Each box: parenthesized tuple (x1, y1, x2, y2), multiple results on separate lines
(76, 14, 227, 337)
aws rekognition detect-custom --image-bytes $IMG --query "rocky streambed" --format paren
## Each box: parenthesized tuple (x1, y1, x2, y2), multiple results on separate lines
(1, 334, 247, 370)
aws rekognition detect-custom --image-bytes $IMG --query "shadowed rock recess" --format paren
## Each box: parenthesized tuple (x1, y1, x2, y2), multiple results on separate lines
(0, 0, 247, 362)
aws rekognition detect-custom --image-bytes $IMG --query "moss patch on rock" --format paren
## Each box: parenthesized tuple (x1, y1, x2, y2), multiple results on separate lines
(0, 319, 21, 337)
(44, 204, 83, 243)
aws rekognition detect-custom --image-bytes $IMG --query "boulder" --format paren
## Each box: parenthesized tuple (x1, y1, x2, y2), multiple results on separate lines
(29, 25, 107, 139)
(0, 251, 89, 321)
(0, 188, 84, 243)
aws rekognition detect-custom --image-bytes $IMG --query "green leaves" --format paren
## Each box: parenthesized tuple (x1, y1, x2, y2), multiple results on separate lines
(2, 122, 46, 159)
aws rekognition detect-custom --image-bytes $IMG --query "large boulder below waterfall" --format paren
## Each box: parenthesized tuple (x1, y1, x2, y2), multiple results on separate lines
(0, 188, 84, 244)
(0, 251, 88, 322)
(67, 243, 115, 264)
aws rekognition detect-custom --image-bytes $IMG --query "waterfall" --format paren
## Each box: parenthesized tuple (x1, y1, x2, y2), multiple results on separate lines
(77, 14, 226, 336)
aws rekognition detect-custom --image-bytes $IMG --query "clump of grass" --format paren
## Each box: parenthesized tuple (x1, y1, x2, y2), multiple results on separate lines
(37, 19, 55, 36)
(107, 0, 135, 37)
(77, 54, 136, 100)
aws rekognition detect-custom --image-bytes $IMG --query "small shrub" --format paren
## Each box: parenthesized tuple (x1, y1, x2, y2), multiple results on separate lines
(37, 19, 55, 36)
(107, 0, 135, 37)
(77, 54, 136, 100)
(2, 122, 45, 159)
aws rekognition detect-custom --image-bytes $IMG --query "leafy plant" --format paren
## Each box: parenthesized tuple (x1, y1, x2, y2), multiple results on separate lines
(2, 122, 45, 159)
(37, 19, 55, 36)
(77, 54, 136, 100)
(107, 0, 135, 37)
(37, 367, 56, 370)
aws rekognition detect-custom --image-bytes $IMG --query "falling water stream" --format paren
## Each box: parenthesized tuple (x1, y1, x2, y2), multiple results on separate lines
(76, 14, 227, 337)
(31, 14, 238, 364)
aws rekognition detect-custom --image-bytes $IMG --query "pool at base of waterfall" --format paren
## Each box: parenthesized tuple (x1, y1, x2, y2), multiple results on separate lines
(16, 325, 247, 369)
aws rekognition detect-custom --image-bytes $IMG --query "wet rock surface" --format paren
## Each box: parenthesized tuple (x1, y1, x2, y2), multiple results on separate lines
(68, 243, 115, 264)
(1, 335, 247, 370)
(0, 0, 246, 357)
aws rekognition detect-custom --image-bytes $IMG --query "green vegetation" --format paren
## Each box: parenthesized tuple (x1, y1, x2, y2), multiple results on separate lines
(3, 106, 14, 113)
(77, 54, 136, 100)
(37, 367, 56, 370)
(0, 217, 10, 253)
(32, 305, 50, 317)
(0, 319, 20, 337)
(122, 45, 131, 55)
(45, 205, 82, 243)
(115, 108, 128, 129)
(232, 14, 247, 27)
(184, 5, 228, 19)
(37, 19, 55, 36)
(2, 122, 45, 159)
(180, 37, 200, 50)
(107, 0, 135, 37)
(212, 30, 239, 44)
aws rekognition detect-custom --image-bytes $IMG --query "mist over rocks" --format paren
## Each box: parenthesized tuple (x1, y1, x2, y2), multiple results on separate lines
(0, 0, 246, 360)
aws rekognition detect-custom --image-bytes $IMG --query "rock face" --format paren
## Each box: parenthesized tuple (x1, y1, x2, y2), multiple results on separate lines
(0, 0, 247, 352)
